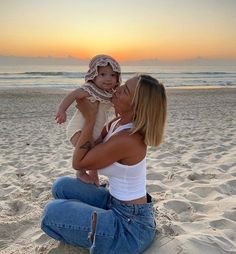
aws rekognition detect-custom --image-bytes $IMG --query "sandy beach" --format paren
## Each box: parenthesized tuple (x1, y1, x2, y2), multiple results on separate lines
(0, 87, 236, 254)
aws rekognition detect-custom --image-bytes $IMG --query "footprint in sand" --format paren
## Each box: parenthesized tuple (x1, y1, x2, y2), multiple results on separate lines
(163, 199, 192, 214)
(147, 172, 165, 181)
(209, 218, 236, 231)
(218, 164, 231, 171)
(58, 160, 69, 168)
(147, 183, 166, 193)
(218, 179, 236, 195)
(4, 200, 30, 216)
(189, 157, 203, 163)
(0, 185, 16, 197)
(187, 172, 216, 181)
(189, 186, 221, 199)
(1, 183, 11, 188)
(223, 210, 236, 222)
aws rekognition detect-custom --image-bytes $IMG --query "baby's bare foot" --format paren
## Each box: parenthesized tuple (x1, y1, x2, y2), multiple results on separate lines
(77, 171, 95, 184)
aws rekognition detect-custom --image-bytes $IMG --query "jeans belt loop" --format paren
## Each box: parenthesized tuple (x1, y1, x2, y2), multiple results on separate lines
(134, 204, 139, 215)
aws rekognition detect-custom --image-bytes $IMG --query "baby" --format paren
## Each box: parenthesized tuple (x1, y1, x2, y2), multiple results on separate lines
(55, 54, 121, 184)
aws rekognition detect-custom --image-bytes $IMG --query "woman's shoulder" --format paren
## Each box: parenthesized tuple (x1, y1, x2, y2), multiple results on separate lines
(120, 129, 144, 143)
(110, 130, 146, 162)
(112, 127, 146, 150)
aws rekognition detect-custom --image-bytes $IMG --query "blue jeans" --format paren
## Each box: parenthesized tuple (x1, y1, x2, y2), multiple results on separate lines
(41, 176, 156, 254)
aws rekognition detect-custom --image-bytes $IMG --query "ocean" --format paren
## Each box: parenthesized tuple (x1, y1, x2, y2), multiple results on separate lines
(0, 65, 236, 89)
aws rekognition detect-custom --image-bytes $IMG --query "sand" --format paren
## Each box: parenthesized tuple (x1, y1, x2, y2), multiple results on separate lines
(0, 87, 236, 254)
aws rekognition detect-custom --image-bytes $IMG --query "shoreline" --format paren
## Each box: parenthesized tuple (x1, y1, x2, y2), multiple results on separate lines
(0, 85, 236, 95)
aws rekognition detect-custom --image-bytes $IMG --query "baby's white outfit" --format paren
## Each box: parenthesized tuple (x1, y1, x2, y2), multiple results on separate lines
(66, 82, 113, 141)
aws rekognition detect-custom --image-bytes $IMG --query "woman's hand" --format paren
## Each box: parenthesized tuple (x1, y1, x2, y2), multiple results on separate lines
(76, 98, 99, 122)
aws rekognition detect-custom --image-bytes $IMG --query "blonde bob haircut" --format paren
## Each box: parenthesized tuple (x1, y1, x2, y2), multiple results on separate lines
(131, 74, 167, 147)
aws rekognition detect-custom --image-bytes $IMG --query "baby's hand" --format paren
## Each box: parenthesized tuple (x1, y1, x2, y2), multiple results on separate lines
(55, 110, 67, 124)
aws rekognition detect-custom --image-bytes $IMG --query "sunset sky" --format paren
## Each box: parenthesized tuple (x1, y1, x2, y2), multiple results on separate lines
(1, 0, 236, 61)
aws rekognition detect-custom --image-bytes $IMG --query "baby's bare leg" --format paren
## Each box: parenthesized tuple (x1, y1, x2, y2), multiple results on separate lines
(87, 170, 99, 186)
(70, 131, 90, 180)
(71, 133, 99, 185)
(70, 131, 81, 147)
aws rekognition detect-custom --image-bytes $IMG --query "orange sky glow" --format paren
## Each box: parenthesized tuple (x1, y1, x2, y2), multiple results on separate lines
(1, 0, 236, 61)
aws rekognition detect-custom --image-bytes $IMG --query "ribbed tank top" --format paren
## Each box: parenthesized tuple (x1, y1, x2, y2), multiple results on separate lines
(99, 119, 146, 201)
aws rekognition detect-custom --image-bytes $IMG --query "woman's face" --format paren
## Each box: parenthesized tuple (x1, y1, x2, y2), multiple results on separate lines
(112, 76, 138, 115)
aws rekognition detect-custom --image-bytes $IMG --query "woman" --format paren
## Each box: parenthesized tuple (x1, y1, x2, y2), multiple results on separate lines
(41, 74, 167, 254)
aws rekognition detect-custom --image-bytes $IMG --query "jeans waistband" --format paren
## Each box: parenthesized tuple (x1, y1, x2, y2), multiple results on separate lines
(109, 193, 154, 215)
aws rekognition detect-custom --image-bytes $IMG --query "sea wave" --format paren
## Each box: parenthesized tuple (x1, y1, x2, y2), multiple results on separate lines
(179, 72, 232, 75)
(0, 72, 86, 80)
(0, 71, 235, 77)
(0, 68, 235, 88)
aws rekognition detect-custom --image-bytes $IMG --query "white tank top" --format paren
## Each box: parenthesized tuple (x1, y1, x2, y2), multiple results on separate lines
(99, 119, 146, 201)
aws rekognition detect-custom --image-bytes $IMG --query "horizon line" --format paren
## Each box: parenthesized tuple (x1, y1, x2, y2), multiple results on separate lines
(1, 55, 236, 67)
(1, 54, 236, 62)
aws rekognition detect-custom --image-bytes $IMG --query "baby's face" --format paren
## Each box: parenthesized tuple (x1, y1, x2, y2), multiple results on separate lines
(93, 65, 118, 91)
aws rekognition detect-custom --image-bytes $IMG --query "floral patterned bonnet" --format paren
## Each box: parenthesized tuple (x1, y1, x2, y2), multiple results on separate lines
(85, 54, 121, 85)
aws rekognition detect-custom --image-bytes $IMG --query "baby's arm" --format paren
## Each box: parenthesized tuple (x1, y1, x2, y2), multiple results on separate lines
(55, 88, 88, 124)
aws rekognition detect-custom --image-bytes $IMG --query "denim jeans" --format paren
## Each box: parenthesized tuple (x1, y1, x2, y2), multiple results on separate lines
(41, 176, 156, 254)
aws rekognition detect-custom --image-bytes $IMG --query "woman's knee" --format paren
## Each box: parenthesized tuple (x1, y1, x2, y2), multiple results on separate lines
(52, 176, 74, 199)
(41, 200, 64, 241)
(41, 200, 53, 228)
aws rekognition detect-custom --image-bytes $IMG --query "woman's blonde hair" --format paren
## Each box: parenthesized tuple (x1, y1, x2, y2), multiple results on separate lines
(131, 74, 167, 147)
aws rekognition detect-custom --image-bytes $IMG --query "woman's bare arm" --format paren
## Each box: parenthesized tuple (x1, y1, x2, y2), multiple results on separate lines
(72, 99, 145, 171)
(73, 122, 145, 171)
